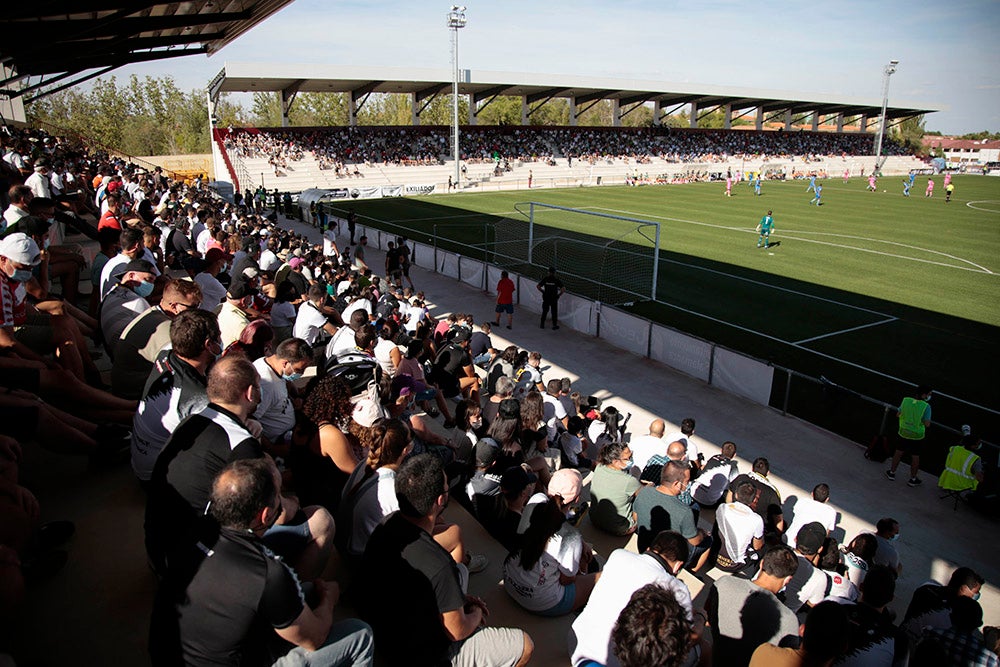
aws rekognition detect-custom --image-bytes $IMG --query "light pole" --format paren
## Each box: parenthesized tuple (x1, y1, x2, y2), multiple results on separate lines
(447, 5, 467, 190)
(873, 59, 898, 174)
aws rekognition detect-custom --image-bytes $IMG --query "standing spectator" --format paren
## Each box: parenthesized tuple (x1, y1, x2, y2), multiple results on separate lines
(359, 454, 533, 667)
(494, 270, 516, 329)
(589, 441, 640, 537)
(704, 545, 801, 667)
(536, 266, 564, 330)
(886, 384, 932, 487)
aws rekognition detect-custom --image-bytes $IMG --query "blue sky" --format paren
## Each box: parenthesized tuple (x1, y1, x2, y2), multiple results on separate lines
(108, 0, 999, 134)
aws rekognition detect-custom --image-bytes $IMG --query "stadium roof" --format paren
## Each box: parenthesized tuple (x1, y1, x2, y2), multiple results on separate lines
(211, 62, 939, 125)
(0, 1, 294, 103)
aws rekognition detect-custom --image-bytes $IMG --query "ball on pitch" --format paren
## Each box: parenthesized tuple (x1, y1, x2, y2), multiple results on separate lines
(883, 189, 886, 192)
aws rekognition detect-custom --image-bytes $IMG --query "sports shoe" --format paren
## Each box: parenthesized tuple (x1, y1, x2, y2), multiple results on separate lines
(467, 553, 489, 574)
(884, 470, 896, 481)
(907, 477, 922, 487)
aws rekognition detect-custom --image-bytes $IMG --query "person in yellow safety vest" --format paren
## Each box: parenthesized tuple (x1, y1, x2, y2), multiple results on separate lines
(885, 385, 932, 487)
(938, 434, 984, 494)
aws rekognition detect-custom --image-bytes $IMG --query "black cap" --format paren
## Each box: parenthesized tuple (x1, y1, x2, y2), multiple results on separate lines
(16, 216, 51, 237)
(501, 465, 537, 493)
(228, 279, 257, 300)
(448, 327, 471, 343)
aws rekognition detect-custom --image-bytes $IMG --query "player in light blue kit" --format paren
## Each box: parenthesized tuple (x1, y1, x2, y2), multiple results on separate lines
(811, 184, 823, 206)
(754, 175, 762, 196)
(756, 210, 774, 248)
(902, 179, 912, 197)
(806, 175, 817, 193)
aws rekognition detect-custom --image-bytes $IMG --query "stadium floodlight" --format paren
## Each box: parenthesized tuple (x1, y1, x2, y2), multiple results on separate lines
(447, 5, 467, 191)
(873, 59, 899, 173)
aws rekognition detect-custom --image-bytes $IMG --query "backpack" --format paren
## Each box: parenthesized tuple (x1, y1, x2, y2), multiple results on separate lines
(511, 366, 535, 400)
(374, 292, 399, 320)
(323, 351, 383, 402)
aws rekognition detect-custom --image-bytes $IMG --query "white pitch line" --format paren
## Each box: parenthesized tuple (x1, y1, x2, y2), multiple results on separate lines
(592, 206, 997, 275)
(793, 317, 899, 345)
(966, 200, 1000, 214)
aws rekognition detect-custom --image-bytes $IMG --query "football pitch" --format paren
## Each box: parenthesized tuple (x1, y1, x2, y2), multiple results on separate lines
(329, 175, 1000, 443)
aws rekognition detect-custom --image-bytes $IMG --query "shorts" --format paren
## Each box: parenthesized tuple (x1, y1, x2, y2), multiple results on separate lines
(262, 509, 313, 561)
(534, 583, 576, 617)
(448, 626, 525, 667)
(495, 303, 514, 314)
(896, 434, 923, 456)
(686, 534, 713, 570)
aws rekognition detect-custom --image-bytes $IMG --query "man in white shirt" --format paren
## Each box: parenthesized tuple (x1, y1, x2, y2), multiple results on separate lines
(100, 227, 149, 299)
(252, 338, 312, 445)
(569, 531, 697, 667)
(259, 240, 281, 273)
(2, 185, 32, 229)
(24, 161, 52, 200)
(782, 522, 831, 615)
(293, 283, 337, 347)
(542, 379, 568, 443)
(664, 417, 701, 470)
(714, 481, 765, 575)
(785, 483, 837, 550)
(195, 219, 215, 257)
(630, 419, 666, 472)
(194, 248, 228, 312)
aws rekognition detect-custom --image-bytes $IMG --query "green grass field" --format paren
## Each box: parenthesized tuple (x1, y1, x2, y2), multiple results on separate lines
(328, 175, 1000, 455)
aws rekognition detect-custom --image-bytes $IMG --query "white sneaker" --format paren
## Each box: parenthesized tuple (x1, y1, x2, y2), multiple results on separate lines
(467, 553, 489, 574)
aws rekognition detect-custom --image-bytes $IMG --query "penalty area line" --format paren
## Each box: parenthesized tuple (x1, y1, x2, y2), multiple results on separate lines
(793, 317, 898, 345)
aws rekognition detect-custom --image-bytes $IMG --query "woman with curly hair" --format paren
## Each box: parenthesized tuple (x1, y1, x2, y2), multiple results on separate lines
(338, 418, 413, 560)
(290, 374, 363, 509)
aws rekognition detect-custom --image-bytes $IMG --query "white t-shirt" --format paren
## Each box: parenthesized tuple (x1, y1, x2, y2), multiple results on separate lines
(325, 324, 359, 359)
(570, 550, 693, 667)
(342, 465, 398, 557)
(99, 252, 161, 301)
(629, 434, 666, 472)
(542, 392, 567, 442)
(218, 301, 251, 349)
(785, 498, 837, 549)
(194, 273, 227, 312)
(663, 431, 699, 462)
(195, 229, 213, 257)
(293, 301, 329, 346)
(3, 205, 28, 229)
(716, 501, 764, 564)
(259, 250, 281, 272)
(323, 229, 338, 257)
(251, 357, 296, 443)
(785, 556, 830, 611)
(373, 338, 399, 377)
(269, 301, 297, 329)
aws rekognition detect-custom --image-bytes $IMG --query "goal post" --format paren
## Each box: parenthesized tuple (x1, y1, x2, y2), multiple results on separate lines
(488, 202, 661, 305)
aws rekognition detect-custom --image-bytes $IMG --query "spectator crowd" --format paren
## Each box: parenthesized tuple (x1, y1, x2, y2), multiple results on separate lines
(0, 122, 992, 667)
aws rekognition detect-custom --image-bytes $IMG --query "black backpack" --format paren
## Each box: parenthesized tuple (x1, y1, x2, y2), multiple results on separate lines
(323, 351, 382, 399)
(374, 292, 399, 320)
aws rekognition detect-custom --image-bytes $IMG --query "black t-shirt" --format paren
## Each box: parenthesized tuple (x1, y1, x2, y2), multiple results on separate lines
(283, 271, 309, 298)
(432, 343, 470, 397)
(537, 275, 564, 301)
(359, 513, 466, 666)
(469, 331, 491, 358)
(385, 247, 402, 272)
(172, 230, 193, 255)
(146, 404, 264, 564)
(149, 526, 304, 667)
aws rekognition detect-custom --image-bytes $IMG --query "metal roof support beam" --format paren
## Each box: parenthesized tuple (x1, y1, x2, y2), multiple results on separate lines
(280, 80, 304, 128)
(658, 101, 687, 125)
(3, 11, 254, 46)
(730, 106, 756, 122)
(15, 45, 208, 77)
(349, 81, 383, 125)
(3, 2, 154, 22)
(472, 85, 509, 104)
(572, 96, 604, 121)
(619, 92, 651, 107)
(526, 87, 569, 105)
(6, 31, 224, 64)
(23, 65, 116, 104)
(574, 89, 614, 105)
(618, 100, 646, 120)
(415, 83, 450, 103)
(697, 104, 723, 122)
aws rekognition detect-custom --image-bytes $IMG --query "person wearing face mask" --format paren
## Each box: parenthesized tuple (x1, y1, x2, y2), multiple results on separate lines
(131, 309, 220, 484)
(632, 461, 714, 574)
(99, 259, 156, 356)
(901, 566, 986, 646)
(100, 226, 158, 300)
(218, 279, 256, 349)
(252, 337, 313, 449)
(886, 384, 933, 487)
(589, 441, 641, 537)
(149, 457, 375, 667)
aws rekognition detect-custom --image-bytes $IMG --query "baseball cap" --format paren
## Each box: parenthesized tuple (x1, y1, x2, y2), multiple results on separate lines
(501, 465, 537, 493)
(228, 279, 257, 300)
(352, 397, 382, 428)
(548, 468, 583, 503)
(0, 233, 41, 265)
(448, 327, 471, 343)
(474, 438, 499, 468)
(16, 216, 51, 237)
(288, 257, 306, 269)
(796, 522, 827, 554)
(121, 259, 156, 275)
(107, 180, 123, 193)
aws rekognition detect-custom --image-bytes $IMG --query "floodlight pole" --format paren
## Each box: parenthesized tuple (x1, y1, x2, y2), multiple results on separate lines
(873, 59, 898, 174)
(448, 6, 467, 191)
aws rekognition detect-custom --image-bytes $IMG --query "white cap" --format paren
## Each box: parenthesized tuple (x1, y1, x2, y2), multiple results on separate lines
(0, 233, 41, 265)
(962, 425, 972, 436)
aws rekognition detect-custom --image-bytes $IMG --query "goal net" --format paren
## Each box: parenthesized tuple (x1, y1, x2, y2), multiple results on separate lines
(486, 202, 661, 306)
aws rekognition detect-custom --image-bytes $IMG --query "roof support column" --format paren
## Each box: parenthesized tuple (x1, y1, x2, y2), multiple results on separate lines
(280, 81, 302, 128)
(689, 101, 699, 128)
(755, 106, 763, 131)
(836, 113, 844, 132)
(468, 94, 476, 125)
(521, 96, 528, 125)
(349, 94, 358, 127)
(858, 114, 868, 133)
(569, 97, 578, 126)
(411, 93, 419, 126)
(652, 100, 661, 127)
(811, 112, 820, 131)
(784, 109, 793, 131)
(612, 99, 622, 127)
(723, 103, 732, 130)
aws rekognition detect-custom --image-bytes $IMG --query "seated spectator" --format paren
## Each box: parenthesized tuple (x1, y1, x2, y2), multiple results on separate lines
(704, 545, 801, 667)
(338, 418, 413, 562)
(111, 277, 202, 400)
(193, 248, 227, 312)
(99, 259, 156, 356)
(842, 533, 877, 588)
(131, 309, 217, 483)
(429, 327, 481, 407)
(834, 564, 909, 666)
(664, 417, 701, 471)
(610, 584, 694, 667)
(359, 454, 533, 667)
(727, 456, 785, 542)
(690, 440, 739, 508)
(750, 600, 849, 666)
(919, 597, 997, 667)
(295, 283, 337, 351)
(487, 397, 551, 489)
(252, 337, 312, 448)
(816, 537, 859, 602)
(217, 280, 256, 349)
(901, 566, 984, 644)
(325, 306, 368, 360)
(558, 415, 595, 471)
(714, 480, 765, 576)
(632, 460, 713, 573)
(478, 464, 535, 553)
(785, 483, 837, 550)
(148, 458, 374, 667)
(268, 281, 299, 344)
(570, 530, 695, 667)
(223, 319, 274, 361)
(465, 439, 501, 504)
(782, 522, 832, 615)
(503, 498, 600, 616)
(629, 418, 666, 472)
(589, 441, 640, 537)
(870, 517, 903, 574)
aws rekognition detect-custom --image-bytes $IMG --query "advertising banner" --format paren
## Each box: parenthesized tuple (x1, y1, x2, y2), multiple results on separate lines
(404, 184, 437, 196)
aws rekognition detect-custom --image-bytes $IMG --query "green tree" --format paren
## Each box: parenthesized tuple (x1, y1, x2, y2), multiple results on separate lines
(891, 114, 927, 154)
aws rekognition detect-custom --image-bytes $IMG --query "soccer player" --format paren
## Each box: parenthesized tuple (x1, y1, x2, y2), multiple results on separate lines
(756, 211, 774, 248)
(925, 178, 935, 198)
(944, 171, 952, 187)
(945, 182, 955, 202)
(806, 175, 817, 193)
(908, 170, 916, 188)
(843, 168, 850, 183)
(902, 179, 912, 197)
(868, 174, 878, 192)
(725, 176, 733, 197)
(810, 184, 822, 206)
(754, 175, 762, 196)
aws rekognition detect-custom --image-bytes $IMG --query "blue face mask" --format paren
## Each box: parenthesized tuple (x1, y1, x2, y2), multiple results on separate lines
(134, 281, 154, 298)
(890, 532, 900, 542)
(9, 268, 33, 283)
(282, 372, 303, 382)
